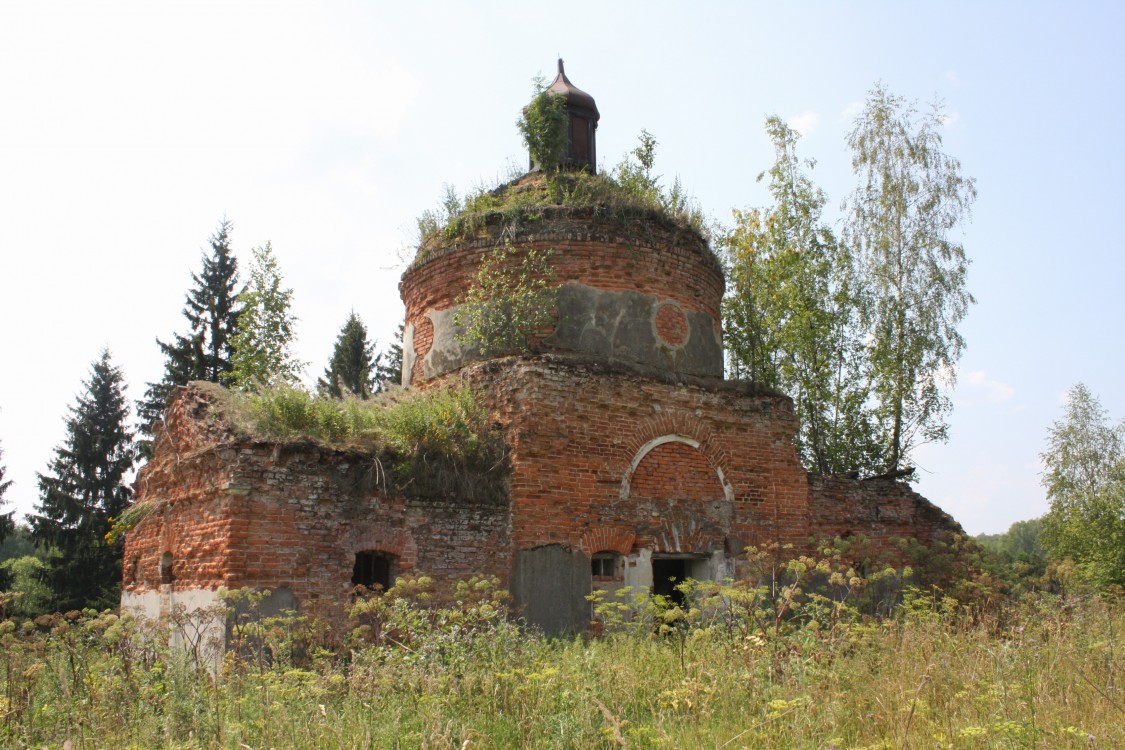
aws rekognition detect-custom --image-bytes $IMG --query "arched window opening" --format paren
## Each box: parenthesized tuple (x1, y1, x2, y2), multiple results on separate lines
(352, 551, 396, 592)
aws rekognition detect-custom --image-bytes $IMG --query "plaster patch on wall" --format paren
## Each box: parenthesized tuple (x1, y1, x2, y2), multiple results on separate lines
(402, 323, 416, 386)
(424, 306, 480, 380)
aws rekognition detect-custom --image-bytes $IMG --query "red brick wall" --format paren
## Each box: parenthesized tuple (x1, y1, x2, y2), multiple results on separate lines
(458, 355, 813, 568)
(123, 387, 512, 614)
(629, 441, 722, 501)
(125, 370, 963, 623)
(409, 316, 434, 389)
(123, 388, 238, 591)
(808, 475, 963, 552)
(653, 302, 689, 347)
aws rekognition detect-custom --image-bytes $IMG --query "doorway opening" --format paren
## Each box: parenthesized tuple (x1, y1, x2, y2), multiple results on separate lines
(651, 558, 688, 606)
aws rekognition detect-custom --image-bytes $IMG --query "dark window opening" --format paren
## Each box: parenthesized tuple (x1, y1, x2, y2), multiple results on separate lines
(159, 552, 174, 585)
(352, 551, 395, 592)
(652, 558, 688, 606)
(591, 552, 622, 580)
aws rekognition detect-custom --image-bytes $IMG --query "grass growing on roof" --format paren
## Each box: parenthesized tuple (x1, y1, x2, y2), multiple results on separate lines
(414, 130, 711, 261)
(206, 382, 498, 470)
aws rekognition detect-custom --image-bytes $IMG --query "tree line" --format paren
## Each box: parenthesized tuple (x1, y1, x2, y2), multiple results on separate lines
(0, 220, 402, 615)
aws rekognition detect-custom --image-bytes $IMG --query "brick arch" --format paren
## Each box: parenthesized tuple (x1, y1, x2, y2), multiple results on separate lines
(621, 410, 722, 469)
(342, 527, 418, 573)
(581, 526, 636, 556)
(620, 434, 734, 504)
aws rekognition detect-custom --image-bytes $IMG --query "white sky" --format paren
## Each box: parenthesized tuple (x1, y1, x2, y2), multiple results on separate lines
(1, 1, 1123, 535)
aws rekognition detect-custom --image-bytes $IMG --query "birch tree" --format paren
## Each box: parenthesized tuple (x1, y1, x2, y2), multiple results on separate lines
(1040, 383, 1125, 587)
(844, 84, 976, 471)
(227, 242, 303, 390)
(725, 116, 878, 474)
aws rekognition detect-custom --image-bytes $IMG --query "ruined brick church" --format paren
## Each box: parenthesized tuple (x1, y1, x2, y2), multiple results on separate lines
(122, 62, 960, 633)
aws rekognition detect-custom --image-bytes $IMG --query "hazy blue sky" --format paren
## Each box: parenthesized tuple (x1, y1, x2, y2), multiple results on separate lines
(1, 1, 1122, 534)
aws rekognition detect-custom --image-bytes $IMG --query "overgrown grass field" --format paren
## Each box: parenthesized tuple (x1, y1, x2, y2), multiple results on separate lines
(1, 560, 1121, 749)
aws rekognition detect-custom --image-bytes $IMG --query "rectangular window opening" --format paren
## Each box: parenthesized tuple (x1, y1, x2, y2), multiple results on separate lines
(352, 551, 395, 592)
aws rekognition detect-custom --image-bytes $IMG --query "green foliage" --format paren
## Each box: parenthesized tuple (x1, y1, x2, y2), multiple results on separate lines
(977, 517, 1046, 561)
(1040, 383, 1125, 588)
(3, 567, 1124, 747)
(0, 525, 41, 565)
(975, 518, 1054, 596)
(226, 242, 303, 390)
(723, 116, 881, 475)
(139, 219, 242, 446)
(591, 543, 892, 653)
(894, 533, 1010, 614)
(844, 84, 977, 471)
(611, 128, 661, 204)
(348, 575, 515, 657)
(516, 76, 568, 175)
(318, 311, 379, 398)
(30, 350, 137, 612)
(104, 501, 155, 547)
(453, 242, 556, 356)
(0, 555, 53, 618)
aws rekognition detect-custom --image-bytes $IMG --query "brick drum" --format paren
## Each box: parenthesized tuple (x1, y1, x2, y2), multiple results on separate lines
(400, 203, 725, 385)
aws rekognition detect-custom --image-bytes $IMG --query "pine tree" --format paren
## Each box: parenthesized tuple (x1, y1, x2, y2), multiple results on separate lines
(374, 323, 404, 392)
(318, 311, 379, 398)
(139, 220, 241, 446)
(226, 242, 302, 390)
(31, 350, 137, 611)
(0, 439, 14, 546)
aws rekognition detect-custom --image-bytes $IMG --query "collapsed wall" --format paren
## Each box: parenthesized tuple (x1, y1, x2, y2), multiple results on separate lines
(808, 474, 963, 554)
(121, 384, 511, 627)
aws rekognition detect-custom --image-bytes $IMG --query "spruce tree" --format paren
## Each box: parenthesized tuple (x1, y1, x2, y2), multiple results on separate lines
(0, 439, 14, 546)
(374, 323, 404, 392)
(318, 311, 379, 398)
(139, 220, 241, 445)
(31, 350, 137, 611)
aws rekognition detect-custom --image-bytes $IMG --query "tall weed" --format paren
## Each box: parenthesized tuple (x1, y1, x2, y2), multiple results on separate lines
(2, 559, 1123, 748)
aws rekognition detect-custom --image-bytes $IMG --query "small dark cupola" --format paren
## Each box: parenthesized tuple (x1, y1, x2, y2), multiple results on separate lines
(538, 58, 600, 173)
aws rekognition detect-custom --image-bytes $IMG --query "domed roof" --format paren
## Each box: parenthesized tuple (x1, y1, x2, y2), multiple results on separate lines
(548, 59, 599, 121)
